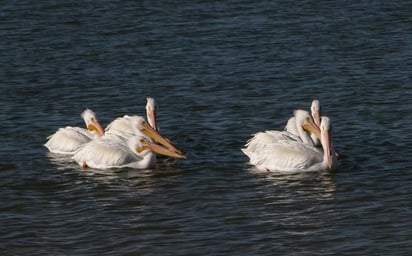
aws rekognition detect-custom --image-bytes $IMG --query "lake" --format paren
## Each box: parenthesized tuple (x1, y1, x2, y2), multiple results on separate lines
(1, 0, 411, 255)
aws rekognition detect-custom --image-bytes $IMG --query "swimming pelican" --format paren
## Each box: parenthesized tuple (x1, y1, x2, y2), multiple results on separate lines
(72, 116, 186, 169)
(44, 109, 105, 154)
(242, 116, 335, 173)
(285, 100, 321, 145)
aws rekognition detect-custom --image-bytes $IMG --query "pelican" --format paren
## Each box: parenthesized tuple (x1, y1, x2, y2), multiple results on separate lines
(44, 109, 105, 154)
(285, 100, 321, 145)
(242, 116, 336, 173)
(72, 116, 186, 169)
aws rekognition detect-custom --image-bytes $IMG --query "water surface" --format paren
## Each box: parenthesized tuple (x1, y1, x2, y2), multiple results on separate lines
(1, 0, 411, 255)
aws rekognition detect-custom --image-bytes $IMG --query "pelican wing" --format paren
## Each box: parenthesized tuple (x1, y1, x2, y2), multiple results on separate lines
(45, 126, 96, 154)
(72, 138, 142, 169)
(242, 130, 300, 159)
(105, 115, 134, 135)
(248, 139, 323, 172)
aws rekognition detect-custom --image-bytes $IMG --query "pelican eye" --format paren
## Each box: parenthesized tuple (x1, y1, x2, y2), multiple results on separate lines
(140, 138, 149, 144)
(140, 120, 149, 128)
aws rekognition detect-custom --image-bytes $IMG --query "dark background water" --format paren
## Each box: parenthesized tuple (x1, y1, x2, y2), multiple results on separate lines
(1, 0, 412, 255)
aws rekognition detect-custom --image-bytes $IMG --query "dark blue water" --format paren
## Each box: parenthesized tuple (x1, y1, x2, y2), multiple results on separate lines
(1, 1, 412, 255)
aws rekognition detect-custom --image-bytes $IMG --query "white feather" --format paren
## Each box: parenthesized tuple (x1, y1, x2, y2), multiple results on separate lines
(44, 109, 103, 155)
(242, 115, 335, 173)
(105, 115, 135, 135)
(44, 126, 98, 154)
(72, 135, 156, 169)
(249, 139, 323, 173)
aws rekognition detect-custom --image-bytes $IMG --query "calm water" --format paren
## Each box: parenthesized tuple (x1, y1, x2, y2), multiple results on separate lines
(1, 0, 412, 255)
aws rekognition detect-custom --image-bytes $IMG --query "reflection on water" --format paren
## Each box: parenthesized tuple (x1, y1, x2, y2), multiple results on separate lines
(248, 167, 337, 202)
(46, 151, 189, 197)
(46, 152, 74, 170)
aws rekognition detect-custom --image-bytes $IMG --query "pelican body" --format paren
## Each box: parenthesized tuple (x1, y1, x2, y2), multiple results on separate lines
(44, 109, 104, 154)
(72, 136, 157, 169)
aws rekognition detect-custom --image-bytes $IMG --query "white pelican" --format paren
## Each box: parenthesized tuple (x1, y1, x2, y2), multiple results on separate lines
(242, 114, 336, 173)
(44, 109, 105, 154)
(72, 116, 186, 169)
(285, 100, 321, 145)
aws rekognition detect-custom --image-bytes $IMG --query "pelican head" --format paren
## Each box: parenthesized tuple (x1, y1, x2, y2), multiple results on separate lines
(311, 100, 321, 127)
(146, 97, 157, 131)
(320, 116, 334, 171)
(128, 116, 186, 159)
(301, 106, 321, 141)
(81, 109, 104, 136)
(294, 109, 311, 125)
(293, 109, 317, 145)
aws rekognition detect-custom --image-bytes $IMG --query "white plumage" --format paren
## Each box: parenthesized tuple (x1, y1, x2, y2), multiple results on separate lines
(244, 110, 316, 157)
(72, 135, 157, 169)
(72, 115, 185, 169)
(242, 112, 336, 173)
(285, 100, 321, 146)
(44, 109, 104, 155)
(248, 139, 324, 172)
(45, 97, 185, 170)
(105, 115, 136, 136)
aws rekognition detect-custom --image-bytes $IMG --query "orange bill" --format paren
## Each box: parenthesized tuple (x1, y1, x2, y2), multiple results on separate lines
(302, 117, 321, 140)
(137, 141, 186, 159)
(140, 121, 183, 155)
(87, 118, 105, 136)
